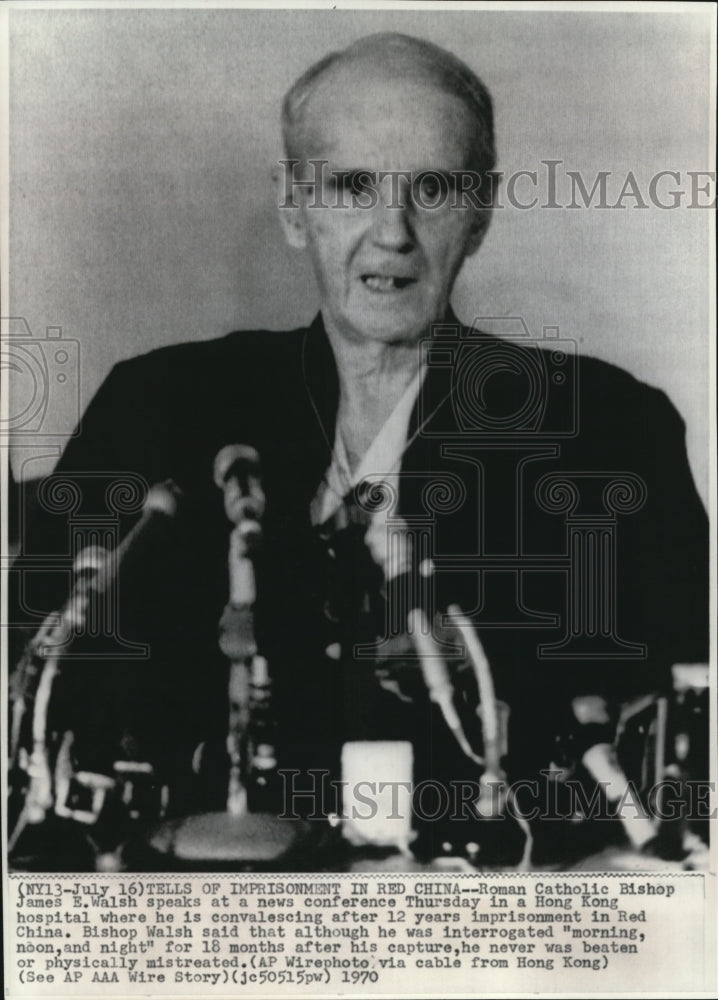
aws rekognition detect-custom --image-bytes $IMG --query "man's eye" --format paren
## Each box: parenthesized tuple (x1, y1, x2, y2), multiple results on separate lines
(416, 174, 452, 205)
(344, 172, 373, 197)
(420, 176, 441, 199)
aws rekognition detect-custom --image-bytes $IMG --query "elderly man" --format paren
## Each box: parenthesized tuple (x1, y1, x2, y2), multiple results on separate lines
(10, 34, 708, 868)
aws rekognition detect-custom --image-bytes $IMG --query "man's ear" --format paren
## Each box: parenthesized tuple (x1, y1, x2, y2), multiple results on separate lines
(272, 165, 308, 250)
(464, 207, 492, 258)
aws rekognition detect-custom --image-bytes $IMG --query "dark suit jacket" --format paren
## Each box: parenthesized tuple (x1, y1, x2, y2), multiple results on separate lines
(11, 313, 708, 822)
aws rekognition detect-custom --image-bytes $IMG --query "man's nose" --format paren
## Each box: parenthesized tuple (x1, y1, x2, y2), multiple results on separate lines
(370, 202, 415, 253)
(369, 175, 416, 252)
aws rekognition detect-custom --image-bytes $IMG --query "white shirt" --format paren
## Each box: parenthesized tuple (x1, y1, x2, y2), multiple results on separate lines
(310, 366, 426, 527)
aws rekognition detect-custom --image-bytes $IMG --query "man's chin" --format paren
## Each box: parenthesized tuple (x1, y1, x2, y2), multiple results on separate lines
(336, 305, 443, 347)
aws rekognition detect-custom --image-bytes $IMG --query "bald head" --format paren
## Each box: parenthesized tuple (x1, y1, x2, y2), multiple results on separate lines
(282, 32, 495, 176)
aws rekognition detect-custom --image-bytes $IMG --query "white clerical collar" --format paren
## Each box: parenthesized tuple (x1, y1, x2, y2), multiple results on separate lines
(310, 365, 426, 526)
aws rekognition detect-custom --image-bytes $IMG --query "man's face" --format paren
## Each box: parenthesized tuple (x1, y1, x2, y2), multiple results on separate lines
(279, 71, 488, 346)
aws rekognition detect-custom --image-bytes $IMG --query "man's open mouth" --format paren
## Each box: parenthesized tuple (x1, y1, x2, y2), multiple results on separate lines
(361, 274, 416, 292)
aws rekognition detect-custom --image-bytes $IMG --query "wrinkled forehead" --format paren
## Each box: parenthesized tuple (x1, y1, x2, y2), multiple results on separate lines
(295, 62, 478, 170)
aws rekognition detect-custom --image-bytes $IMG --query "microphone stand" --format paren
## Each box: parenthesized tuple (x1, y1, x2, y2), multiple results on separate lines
(9, 480, 182, 860)
(369, 513, 533, 867)
(8, 545, 106, 850)
(147, 446, 308, 867)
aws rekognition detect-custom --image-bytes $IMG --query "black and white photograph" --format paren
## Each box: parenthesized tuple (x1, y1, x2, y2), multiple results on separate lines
(2, 1, 716, 996)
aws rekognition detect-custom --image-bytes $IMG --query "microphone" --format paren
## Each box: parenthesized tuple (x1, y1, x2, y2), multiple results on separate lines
(10, 482, 182, 840)
(146, 447, 309, 867)
(9, 544, 110, 836)
(92, 479, 182, 594)
(214, 448, 264, 608)
(27, 544, 108, 659)
(18, 480, 181, 672)
(214, 448, 265, 813)
(365, 512, 483, 767)
(366, 512, 532, 859)
(214, 444, 265, 526)
(407, 606, 483, 768)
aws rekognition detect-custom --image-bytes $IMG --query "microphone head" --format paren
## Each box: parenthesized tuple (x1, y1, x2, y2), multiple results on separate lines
(73, 545, 107, 576)
(365, 514, 412, 582)
(65, 546, 109, 628)
(144, 480, 182, 518)
(237, 518, 262, 555)
(214, 444, 261, 489)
